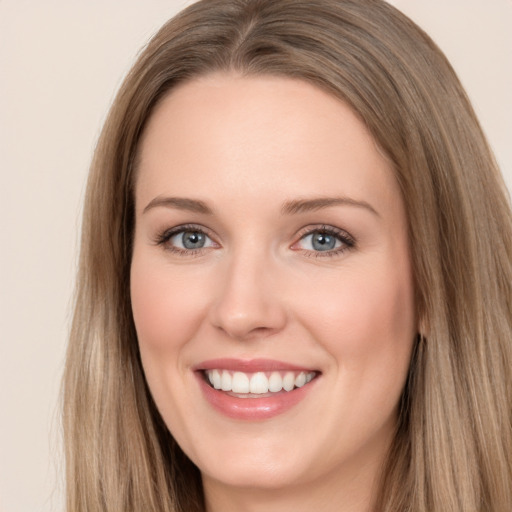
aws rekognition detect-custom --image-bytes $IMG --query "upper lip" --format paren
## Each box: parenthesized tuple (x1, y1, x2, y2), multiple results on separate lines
(194, 358, 318, 373)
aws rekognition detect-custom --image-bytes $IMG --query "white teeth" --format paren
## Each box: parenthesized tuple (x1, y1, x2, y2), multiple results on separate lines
(282, 372, 295, 391)
(221, 370, 232, 391)
(205, 369, 316, 394)
(249, 372, 269, 394)
(268, 371, 283, 392)
(212, 369, 222, 389)
(294, 372, 306, 388)
(232, 372, 250, 393)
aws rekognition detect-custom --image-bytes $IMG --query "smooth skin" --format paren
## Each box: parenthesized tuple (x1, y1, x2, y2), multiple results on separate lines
(131, 74, 417, 512)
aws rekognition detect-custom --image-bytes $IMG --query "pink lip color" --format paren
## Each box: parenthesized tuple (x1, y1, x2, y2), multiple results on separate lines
(193, 359, 318, 421)
(195, 358, 314, 372)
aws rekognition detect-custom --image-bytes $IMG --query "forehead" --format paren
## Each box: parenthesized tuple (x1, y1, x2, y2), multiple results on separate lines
(136, 73, 400, 215)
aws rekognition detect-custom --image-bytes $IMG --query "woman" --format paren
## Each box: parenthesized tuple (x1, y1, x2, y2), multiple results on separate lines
(63, 0, 512, 510)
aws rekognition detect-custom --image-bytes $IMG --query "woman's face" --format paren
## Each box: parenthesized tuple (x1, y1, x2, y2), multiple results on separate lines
(131, 74, 416, 500)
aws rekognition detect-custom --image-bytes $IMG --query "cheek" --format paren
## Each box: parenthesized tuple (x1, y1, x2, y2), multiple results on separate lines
(130, 254, 209, 354)
(307, 267, 412, 334)
(129, 250, 212, 429)
(297, 260, 415, 387)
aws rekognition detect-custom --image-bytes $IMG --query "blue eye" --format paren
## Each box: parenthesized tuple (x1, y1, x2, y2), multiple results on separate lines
(308, 232, 339, 251)
(172, 230, 208, 250)
(295, 227, 355, 255)
(156, 226, 216, 253)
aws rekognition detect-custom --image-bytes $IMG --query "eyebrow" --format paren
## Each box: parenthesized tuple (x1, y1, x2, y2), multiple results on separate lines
(281, 197, 379, 217)
(142, 195, 379, 217)
(143, 196, 212, 215)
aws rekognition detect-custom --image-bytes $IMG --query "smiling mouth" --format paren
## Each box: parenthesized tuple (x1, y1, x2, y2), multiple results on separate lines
(202, 369, 318, 396)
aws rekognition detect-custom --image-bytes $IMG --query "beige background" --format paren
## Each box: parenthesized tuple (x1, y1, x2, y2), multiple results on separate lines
(0, 1, 510, 511)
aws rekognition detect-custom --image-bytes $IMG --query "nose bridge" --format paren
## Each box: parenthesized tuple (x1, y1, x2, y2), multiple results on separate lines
(210, 241, 286, 340)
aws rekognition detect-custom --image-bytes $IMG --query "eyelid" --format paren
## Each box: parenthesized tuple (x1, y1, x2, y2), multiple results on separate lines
(291, 224, 356, 257)
(153, 223, 219, 254)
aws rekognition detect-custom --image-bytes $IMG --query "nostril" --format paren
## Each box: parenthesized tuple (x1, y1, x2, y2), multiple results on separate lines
(213, 322, 282, 342)
(209, 273, 288, 340)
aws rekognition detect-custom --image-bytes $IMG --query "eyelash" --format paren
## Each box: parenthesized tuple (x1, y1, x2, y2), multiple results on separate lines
(154, 224, 356, 258)
(293, 225, 356, 258)
(154, 224, 216, 257)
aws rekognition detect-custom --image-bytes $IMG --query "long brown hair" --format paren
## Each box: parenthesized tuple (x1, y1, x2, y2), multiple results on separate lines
(63, 1, 512, 510)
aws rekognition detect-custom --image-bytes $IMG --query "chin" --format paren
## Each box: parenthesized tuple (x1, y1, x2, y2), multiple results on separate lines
(199, 452, 308, 490)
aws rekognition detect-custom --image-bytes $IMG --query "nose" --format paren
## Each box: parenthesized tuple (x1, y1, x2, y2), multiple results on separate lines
(209, 248, 287, 341)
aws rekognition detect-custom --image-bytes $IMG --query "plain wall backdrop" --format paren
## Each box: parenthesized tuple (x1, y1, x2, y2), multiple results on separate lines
(0, 1, 510, 511)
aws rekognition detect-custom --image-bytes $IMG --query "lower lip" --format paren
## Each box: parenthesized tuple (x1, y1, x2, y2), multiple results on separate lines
(195, 373, 317, 420)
